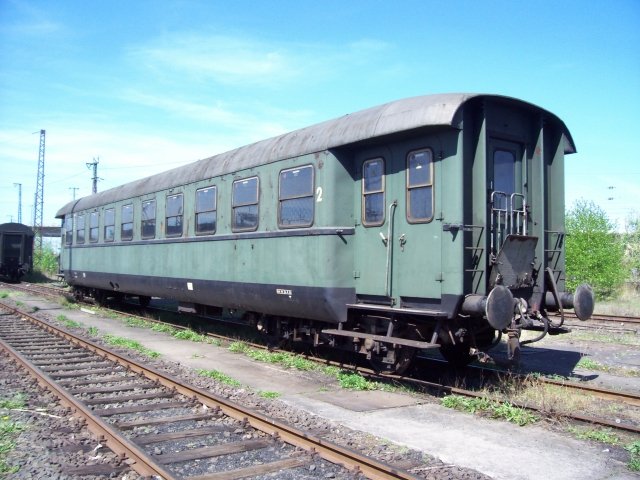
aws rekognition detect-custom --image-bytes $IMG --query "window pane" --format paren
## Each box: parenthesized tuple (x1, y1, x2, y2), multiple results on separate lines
(196, 211, 217, 234)
(121, 223, 133, 241)
(196, 187, 216, 213)
(408, 186, 433, 221)
(64, 216, 73, 245)
(142, 200, 155, 239)
(142, 200, 156, 220)
(408, 150, 432, 186)
(166, 194, 183, 216)
(76, 214, 85, 244)
(104, 208, 115, 226)
(233, 205, 258, 230)
(233, 178, 258, 206)
(280, 197, 313, 227)
(280, 166, 313, 199)
(494, 149, 515, 196)
(166, 216, 182, 236)
(363, 159, 384, 193)
(122, 204, 133, 223)
(142, 220, 155, 239)
(364, 192, 384, 225)
(90, 212, 99, 242)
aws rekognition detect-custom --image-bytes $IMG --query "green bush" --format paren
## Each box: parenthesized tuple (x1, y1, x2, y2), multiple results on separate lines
(33, 245, 58, 276)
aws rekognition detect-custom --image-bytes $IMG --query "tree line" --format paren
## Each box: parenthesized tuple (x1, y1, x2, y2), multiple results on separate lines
(565, 200, 639, 300)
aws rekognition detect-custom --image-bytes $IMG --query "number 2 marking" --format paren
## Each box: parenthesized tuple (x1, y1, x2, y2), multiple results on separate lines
(316, 187, 323, 202)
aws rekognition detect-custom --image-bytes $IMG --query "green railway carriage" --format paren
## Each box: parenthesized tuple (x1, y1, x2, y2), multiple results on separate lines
(56, 93, 594, 371)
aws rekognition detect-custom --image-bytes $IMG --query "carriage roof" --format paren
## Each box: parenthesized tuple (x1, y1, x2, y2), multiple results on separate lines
(56, 93, 574, 218)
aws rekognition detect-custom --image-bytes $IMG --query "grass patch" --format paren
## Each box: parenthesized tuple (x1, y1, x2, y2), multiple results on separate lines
(337, 372, 378, 390)
(576, 357, 639, 377)
(56, 314, 82, 329)
(258, 391, 281, 399)
(103, 334, 160, 358)
(15, 301, 23, 307)
(197, 369, 241, 387)
(0, 417, 26, 475)
(0, 395, 27, 410)
(627, 441, 640, 472)
(0, 292, 8, 299)
(173, 329, 208, 342)
(87, 326, 99, 336)
(441, 394, 538, 426)
(568, 426, 620, 445)
(568, 330, 640, 348)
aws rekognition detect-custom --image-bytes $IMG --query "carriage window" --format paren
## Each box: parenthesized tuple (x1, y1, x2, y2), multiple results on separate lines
(141, 200, 156, 239)
(362, 158, 385, 226)
(279, 165, 314, 228)
(196, 187, 217, 235)
(406, 149, 433, 223)
(121, 204, 133, 241)
(232, 177, 259, 232)
(166, 193, 183, 237)
(104, 208, 115, 242)
(89, 211, 99, 243)
(75, 213, 85, 244)
(493, 149, 516, 210)
(64, 215, 73, 245)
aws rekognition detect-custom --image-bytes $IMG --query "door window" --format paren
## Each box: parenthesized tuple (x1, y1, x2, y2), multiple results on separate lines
(406, 149, 433, 223)
(362, 158, 385, 226)
(493, 149, 516, 209)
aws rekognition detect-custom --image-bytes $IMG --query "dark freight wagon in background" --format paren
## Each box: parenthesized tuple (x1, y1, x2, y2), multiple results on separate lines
(56, 93, 594, 372)
(0, 222, 34, 282)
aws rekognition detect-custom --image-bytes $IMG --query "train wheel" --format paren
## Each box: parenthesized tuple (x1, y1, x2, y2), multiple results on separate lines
(369, 344, 416, 375)
(94, 290, 107, 307)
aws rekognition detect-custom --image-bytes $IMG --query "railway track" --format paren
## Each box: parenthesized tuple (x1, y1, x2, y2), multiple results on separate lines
(0, 302, 421, 480)
(3, 281, 640, 435)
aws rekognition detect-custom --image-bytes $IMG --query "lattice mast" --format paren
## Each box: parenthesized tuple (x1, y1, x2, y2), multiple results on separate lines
(33, 129, 45, 250)
(13, 183, 22, 223)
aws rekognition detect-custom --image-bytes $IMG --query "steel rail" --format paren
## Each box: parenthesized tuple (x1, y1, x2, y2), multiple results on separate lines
(0, 312, 177, 478)
(0, 301, 419, 480)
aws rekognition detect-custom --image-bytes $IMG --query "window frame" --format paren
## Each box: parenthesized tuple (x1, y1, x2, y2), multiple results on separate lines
(195, 186, 217, 235)
(141, 199, 156, 240)
(64, 215, 73, 246)
(89, 211, 99, 243)
(232, 176, 260, 233)
(104, 208, 115, 242)
(361, 157, 386, 227)
(278, 165, 315, 229)
(121, 203, 134, 241)
(165, 193, 184, 238)
(75, 212, 85, 245)
(406, 148, 434, 224)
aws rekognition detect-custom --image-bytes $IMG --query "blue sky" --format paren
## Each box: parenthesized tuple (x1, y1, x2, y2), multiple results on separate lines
(1, 0, 639, 232)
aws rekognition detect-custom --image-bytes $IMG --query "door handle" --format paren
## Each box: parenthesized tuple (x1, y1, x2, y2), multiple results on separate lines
(399, 234, 406, 251)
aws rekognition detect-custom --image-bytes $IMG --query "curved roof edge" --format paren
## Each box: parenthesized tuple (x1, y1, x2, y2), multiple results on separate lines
(0, 223, 35, 235)
(57, 93, 574, 217)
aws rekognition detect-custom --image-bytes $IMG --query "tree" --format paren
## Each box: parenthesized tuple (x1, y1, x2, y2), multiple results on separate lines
(565, 200, 625, 299)
(624, 212, 640, 286)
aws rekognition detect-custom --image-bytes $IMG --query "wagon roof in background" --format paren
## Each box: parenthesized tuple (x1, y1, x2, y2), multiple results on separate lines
(56, 93, 575, 217)
(0, 223, 35, 235)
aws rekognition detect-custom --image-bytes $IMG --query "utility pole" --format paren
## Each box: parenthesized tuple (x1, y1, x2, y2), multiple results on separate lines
(33, 129, 45, 251)
(69, 187, 79, 200)
(86, 157, 100, 194)
(13, 183, 22, 223)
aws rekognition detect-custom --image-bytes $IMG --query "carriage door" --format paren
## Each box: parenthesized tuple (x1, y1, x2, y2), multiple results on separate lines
(354, 156, 393, 302)
(489, 139, 525, 259)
